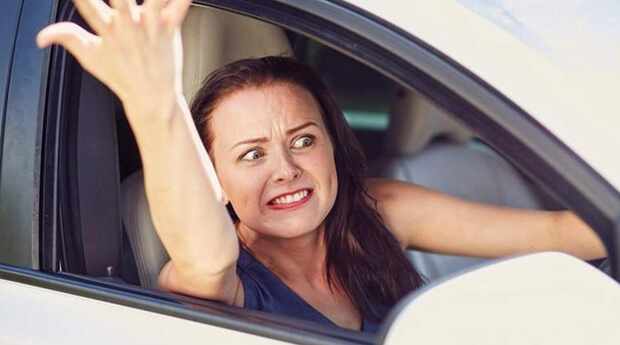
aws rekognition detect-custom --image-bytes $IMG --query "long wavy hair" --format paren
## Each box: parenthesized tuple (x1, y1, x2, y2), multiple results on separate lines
(190, 56, 424, 321)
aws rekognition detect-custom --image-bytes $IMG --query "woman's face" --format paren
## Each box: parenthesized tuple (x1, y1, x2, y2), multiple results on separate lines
(209, 82, 338, 239)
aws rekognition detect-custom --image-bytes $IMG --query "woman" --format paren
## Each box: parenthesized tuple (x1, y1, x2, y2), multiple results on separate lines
(188, 56, 423, 331)
(37, 0, 606, 333)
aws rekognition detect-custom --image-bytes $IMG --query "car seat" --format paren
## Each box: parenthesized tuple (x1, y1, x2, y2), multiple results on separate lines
(121, 5, 292, 288)
(377, 88, 558, 281)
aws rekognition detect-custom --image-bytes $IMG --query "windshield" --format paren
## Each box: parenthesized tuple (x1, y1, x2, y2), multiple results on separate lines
(454, 0, 620, 84)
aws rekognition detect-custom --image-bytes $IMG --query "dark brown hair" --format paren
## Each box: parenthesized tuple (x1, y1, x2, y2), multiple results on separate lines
(190, 56, 424, 321)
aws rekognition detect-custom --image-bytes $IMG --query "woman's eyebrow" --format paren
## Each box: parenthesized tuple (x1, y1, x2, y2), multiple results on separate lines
(286, 121, 318, 135)
(230, 137, 268, 151)
(230, 121, 319, 151)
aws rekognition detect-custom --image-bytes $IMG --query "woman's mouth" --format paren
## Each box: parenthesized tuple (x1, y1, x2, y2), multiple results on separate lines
(267, 189, 313, 210)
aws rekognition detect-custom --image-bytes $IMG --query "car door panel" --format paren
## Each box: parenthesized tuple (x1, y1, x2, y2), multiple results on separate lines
(0, 277, 294, 344)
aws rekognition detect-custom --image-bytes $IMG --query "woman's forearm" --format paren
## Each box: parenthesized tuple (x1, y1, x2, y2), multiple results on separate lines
(127, 95, 239, 279)
(372, 180, 608, 260)
(551, 211, 607, 260)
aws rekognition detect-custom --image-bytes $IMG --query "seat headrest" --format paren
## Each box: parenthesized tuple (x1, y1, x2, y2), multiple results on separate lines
(182, 5, 292, 103)
(384, 89, 472, 155)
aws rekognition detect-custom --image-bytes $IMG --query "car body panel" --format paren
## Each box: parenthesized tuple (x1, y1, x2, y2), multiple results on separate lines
(382, 252, 620, 344)
(0, 277, 293, 345)
(348, 0, 620, 193)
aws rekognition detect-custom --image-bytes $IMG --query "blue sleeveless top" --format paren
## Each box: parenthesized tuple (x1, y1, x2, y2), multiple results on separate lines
(236, 247, 383, 333)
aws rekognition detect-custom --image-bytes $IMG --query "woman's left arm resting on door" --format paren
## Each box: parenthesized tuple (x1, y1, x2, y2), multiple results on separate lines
(367, 179, 607, 260)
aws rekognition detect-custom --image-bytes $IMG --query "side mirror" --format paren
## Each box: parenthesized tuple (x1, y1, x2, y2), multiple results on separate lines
(380, 252, 620, 344)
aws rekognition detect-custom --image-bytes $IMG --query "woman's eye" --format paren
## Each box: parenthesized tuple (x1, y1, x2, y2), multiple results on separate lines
(241, 149, 264, 161)
(292, 135, 314, 149)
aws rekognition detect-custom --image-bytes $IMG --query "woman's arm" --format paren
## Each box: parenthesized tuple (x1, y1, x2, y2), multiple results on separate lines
(367, 179, 607, 260)
(37, 0, 241, 304)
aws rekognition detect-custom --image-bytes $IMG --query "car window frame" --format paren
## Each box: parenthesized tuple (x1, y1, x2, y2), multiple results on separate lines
(0, 0, 23, 160)
(0, 0, 56, 268)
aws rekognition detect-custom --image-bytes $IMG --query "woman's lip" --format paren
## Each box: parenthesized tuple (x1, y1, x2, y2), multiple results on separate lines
(267, 188, 313, 204)
(267, 189, 313, 210)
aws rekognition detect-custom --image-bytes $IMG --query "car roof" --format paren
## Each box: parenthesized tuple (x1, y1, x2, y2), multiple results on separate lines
(348, 0, 620, 192)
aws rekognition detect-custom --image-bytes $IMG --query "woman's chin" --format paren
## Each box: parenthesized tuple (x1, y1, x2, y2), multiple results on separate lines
(274, 222, 322, 239)
(248, 216, 324, 240)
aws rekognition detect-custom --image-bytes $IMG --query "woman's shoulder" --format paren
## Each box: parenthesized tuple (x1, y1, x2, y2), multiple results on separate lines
(364, 178, 432, 250)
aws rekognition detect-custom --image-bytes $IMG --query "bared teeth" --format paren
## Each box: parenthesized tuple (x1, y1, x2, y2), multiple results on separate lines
(273, 190, 309, 205)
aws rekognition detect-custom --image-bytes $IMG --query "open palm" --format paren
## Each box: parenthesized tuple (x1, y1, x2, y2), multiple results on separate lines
(37, 0, 191, 119)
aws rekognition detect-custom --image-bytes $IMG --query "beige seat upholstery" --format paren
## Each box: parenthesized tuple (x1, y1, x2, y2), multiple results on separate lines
(182, 5, 291, 103)
(384, 89, 472, 156)
(122, 5, 292, 288)
(379, 89, 553, 282)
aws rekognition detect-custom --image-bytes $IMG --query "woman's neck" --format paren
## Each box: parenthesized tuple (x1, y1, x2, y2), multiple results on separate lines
(237, 223, 328, 286)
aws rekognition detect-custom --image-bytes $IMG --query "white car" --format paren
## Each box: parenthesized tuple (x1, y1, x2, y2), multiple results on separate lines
(1, 0, 619, 344)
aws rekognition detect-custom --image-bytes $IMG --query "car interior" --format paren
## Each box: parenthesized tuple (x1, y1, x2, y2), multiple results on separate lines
(57, 3, 565, 325)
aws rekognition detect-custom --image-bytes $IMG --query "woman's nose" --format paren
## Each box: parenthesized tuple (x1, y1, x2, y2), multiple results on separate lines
(271, 149, 301, 183)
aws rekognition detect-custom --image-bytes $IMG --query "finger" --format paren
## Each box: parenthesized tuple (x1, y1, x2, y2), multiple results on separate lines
(145, 0, 167, 11)
(110, 0, 139, 23)
(163, 0, 192, 30)
(72, 0, 111, 34)
(142, 0, 167, 35)
(36, 22, 99, 61)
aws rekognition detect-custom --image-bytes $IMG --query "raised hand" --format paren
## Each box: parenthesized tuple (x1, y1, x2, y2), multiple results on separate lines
(37, 0, 192, 121)
(38, 0, 238, 301)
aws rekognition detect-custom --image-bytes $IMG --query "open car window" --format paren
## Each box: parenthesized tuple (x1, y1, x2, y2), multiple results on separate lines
(51, 0, 565, 328)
